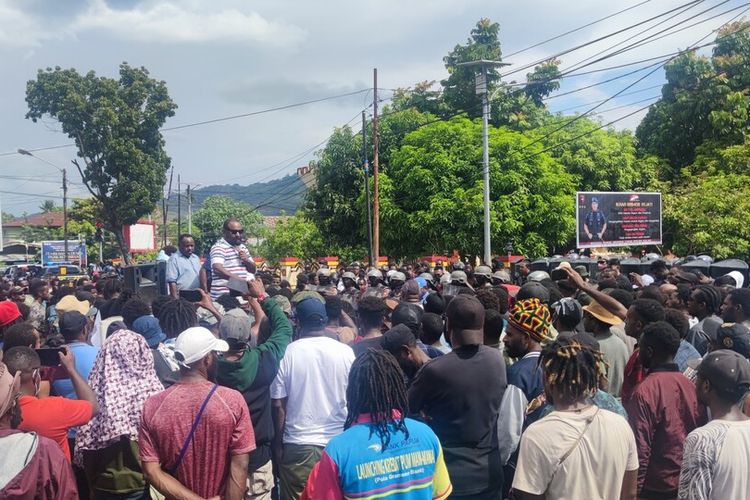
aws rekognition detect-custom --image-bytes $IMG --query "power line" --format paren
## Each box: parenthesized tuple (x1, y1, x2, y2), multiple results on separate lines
(503, 0, 654, 58)
(0, 89, 372, 157)
(0, 190, 65, 200)
(522, 16, 750, 160)
(559, 0, 742, 76)
(161, 89, 369, 131)
(560, 0, 716, 74)
(525, 102, 655, 160)
(553, 85, 663, 112)
(501, 0, 706, 77)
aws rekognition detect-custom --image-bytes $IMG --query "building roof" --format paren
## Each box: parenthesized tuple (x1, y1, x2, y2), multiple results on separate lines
(263, 216, 289, 230)
(4, 212, 65, 228)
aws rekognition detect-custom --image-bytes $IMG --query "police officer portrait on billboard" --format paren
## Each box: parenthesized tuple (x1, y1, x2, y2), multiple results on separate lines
(583, 196, 607, 242)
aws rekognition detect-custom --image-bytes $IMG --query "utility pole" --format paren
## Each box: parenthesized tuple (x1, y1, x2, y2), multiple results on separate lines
(162, 199, 167, 246)
(456, 59, 509, 265)
(177, 175, 181, 239)
(62, 168, 69, 263)
(362, 111, 374, 267)
(187, 184, 192, 234)
(372, 68, 380, 263)
(0, 189, 4, 252)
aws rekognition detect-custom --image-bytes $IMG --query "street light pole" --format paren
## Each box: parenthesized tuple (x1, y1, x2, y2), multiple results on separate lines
(480, 67, 491, 268)
(17, 148, 69, 262)
(63, 168, 68, 263)
(455, 60, 510, 265)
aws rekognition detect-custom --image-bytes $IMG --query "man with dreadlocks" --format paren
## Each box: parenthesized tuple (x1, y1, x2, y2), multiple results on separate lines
(512, 338, 639, 499)
(686, 285, 723, 355)
(301, 349, 452, 500)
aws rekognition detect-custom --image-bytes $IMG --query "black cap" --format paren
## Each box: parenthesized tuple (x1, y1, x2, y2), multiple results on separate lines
(693, 349, 750, 395)
(59, 311, 87, 337)
(391, 303, 423, 336)
(382, 324, 416, 354)
(716, 323, 750, 358)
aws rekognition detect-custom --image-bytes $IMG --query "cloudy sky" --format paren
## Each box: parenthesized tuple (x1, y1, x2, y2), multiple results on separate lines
(0, 0, 744, 215)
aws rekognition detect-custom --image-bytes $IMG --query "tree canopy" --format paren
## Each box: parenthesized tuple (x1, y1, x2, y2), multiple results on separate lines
(258, 213, 325, 265)
(25, 62, 177, 263)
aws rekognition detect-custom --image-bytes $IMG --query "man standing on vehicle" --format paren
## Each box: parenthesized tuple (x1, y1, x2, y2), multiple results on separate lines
(210, 218, 257, 299)
(167, 234, 202, 298)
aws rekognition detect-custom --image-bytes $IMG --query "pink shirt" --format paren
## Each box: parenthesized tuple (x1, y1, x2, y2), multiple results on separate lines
(139, 380, 256, 498)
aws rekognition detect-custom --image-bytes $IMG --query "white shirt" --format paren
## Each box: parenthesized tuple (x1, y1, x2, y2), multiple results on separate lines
(513, 406, 638, 500)
(678, 418, 750, 500)
(270, 336, 355, 447)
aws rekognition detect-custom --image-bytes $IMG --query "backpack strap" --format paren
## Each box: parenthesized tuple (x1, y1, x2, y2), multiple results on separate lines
(168, 384, 219, 476)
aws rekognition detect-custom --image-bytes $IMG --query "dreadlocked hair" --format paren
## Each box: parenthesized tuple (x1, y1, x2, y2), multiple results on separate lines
(157, 298, 198, 339)
(344, 349, 409, 452)
(541, 339, 608, 406)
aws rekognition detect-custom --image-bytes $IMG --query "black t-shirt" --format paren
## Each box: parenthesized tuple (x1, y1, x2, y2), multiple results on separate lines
(408, 345, 507, 496)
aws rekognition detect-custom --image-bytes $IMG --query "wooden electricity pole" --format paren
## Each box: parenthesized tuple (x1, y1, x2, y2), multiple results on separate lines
(372, 68, 380, 262)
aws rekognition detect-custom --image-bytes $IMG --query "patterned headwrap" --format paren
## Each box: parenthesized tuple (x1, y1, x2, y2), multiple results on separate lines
(74, 329, 164, 465)
(0, 362, 20, 418)
(508, 298, 553, 343)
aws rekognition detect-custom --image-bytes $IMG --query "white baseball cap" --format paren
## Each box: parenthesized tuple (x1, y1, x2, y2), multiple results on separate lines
(174, 327, 229, 365)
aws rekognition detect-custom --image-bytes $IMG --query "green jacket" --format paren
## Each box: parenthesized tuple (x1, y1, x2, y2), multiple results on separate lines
(216, 299, 292, 392)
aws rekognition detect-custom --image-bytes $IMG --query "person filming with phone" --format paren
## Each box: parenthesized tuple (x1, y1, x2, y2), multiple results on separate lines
(210, 218, 257, 300)
(3, 345, 98, 462)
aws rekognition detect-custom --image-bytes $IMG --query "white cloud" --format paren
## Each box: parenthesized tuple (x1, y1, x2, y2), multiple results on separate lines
(72, 0, 306, 47)
(0, 1, 58, 48)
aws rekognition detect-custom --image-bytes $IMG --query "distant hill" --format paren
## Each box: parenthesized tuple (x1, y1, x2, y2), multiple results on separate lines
(182, 174, 307, 215)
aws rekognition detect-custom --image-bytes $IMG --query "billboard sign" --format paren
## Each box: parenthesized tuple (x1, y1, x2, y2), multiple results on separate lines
(576, 192, 662, 249)
(41, 240, 87, 267)
(123, 222, 157, 253)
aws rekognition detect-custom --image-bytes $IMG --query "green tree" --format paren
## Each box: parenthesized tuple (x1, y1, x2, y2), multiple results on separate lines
(25, 63, 177, 263)
(636, 24, 750, 179)
(379, 117, 575, 258)
(192, 195, 263, 254)
(442, 18, 503, 117)
(1, 212, 13, 223)
(39, 200, 60, 213)
(664, 172, 750, 258)
(535, 115, 656, 191)
(258, 213, 325, 264)
(304, 126, 367, 249)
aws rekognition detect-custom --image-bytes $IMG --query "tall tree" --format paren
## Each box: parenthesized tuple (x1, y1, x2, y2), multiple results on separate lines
(379, 117, 575, 258)
(442, 18, 503, 117)
(304, 126, 367, 250)
(636, 24, 750, 179)
(25, 63, 177, 262)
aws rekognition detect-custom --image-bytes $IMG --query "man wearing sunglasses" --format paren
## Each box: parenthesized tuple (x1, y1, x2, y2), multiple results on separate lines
(210, 218, 258, 299)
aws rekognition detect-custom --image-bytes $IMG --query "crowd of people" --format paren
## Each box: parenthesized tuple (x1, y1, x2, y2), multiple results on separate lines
(1, 217, 749, 499)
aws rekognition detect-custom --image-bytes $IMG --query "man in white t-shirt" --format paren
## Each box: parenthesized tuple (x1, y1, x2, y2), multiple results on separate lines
(678, 349, 750, 500)
(271, 296, 354, 500)
(513, 338, 639, 500)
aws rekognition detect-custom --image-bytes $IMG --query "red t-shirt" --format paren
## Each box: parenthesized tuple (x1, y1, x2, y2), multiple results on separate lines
(18, 395, 94, 462)
(139, 380, 256, 498)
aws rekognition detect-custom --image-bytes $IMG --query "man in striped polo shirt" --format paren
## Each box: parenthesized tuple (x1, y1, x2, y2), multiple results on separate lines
(209, 218, 257, 299)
